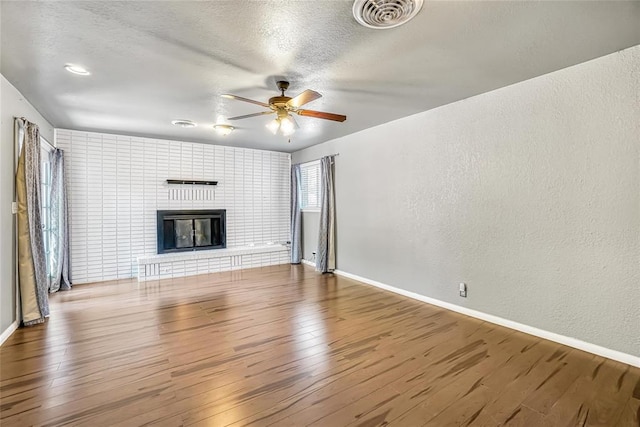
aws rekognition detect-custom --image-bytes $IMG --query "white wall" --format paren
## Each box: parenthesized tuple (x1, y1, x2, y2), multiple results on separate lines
(302, 211, 320, 262)
(0, 75, 55, 337)
(292, 46, 640, 358)
(56, 129, 290, 284)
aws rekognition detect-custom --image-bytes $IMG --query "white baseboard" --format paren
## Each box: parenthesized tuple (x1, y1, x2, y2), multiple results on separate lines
(301, 259, 315, 268)
(334, 269, 640, 368)
(0, 321, 18, 346)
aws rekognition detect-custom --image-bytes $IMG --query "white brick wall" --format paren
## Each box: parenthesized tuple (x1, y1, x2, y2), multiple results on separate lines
(56, 129, 291, 284)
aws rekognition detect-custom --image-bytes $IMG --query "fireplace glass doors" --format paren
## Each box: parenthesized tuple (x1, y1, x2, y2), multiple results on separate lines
(157, 210, 226, 254)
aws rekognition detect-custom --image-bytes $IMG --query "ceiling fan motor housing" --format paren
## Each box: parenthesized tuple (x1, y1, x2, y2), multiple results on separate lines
(272, 81, 292, 107)
(269, 96, 293, 108)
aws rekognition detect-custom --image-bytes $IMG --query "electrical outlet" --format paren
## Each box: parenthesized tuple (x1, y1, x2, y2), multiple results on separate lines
(459, 283, 467, 298)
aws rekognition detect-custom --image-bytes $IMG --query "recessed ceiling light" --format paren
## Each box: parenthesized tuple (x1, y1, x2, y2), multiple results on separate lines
(213, 124, 234, 136)
(64, 64, 91, 75)
(171, 119, 197, 128)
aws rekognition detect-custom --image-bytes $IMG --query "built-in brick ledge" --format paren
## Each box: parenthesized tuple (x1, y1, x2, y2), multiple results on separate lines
(137, 244, 290, 282)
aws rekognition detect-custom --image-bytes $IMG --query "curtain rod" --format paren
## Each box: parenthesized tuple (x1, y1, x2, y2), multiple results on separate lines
(40, 136, 55, 150)
(295, 153, 339, 166)
(15, 116, 55, 150)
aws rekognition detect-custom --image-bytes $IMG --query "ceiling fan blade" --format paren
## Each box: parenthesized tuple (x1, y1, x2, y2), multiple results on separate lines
(296, 109, 347, 122)
(227, 111, 273, 121)
(286, 89, 322, 108)
(221, 94, 271, 108)
(290, 115, 300, 129)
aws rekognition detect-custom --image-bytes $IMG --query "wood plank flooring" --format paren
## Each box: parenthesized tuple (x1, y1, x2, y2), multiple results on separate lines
(1, 264, 638, 426)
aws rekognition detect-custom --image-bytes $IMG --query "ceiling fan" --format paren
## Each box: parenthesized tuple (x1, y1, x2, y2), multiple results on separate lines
(221, 81, 347, 137)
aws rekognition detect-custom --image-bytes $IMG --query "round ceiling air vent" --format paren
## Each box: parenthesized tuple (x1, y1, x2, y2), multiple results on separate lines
(353, 0, 423, 29)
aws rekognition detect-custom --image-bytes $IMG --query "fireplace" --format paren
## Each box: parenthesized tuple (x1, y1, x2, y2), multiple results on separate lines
(157, 210, 226, 254)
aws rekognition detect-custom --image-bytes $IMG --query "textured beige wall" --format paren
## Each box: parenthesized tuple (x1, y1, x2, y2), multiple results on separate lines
(0, 75, 55, 336)
(293, 46, 640, 357)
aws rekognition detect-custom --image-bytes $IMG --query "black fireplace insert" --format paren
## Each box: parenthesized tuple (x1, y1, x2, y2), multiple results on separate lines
(157, 210, 226, 254)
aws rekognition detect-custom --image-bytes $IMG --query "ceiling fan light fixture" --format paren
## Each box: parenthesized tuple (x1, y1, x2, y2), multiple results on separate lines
(280, 116, 296, 136)
(213, 124, 234, 136)
(266, 118, 280, 135)
(353, 0, 423, 29)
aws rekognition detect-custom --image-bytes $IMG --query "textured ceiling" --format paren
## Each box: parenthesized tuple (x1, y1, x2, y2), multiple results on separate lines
(2, 1, 639, 153)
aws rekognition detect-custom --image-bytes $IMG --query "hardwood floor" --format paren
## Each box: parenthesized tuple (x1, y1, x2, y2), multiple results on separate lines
(1, 264, 638, 426)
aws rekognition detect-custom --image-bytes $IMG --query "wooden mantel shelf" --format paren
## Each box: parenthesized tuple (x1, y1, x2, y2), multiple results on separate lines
(166, 179, 218, 186)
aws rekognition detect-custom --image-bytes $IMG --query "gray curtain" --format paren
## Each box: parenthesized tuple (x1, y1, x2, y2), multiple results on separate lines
(15, 118, 49, 325)
(49, 148, 72, 292)
(316, 155, 336, 273)
(290, 164, 302, 264)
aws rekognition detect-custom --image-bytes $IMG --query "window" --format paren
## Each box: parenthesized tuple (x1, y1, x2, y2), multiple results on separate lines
(40, 139, 54, 282)
(300, 160, 321, 211)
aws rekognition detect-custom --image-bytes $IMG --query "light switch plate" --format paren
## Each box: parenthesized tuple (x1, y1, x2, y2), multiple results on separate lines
(11, 202, 18, 214)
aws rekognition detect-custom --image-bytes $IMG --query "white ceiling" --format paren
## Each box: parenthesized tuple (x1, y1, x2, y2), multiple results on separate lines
(2, 1, 639, 153)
